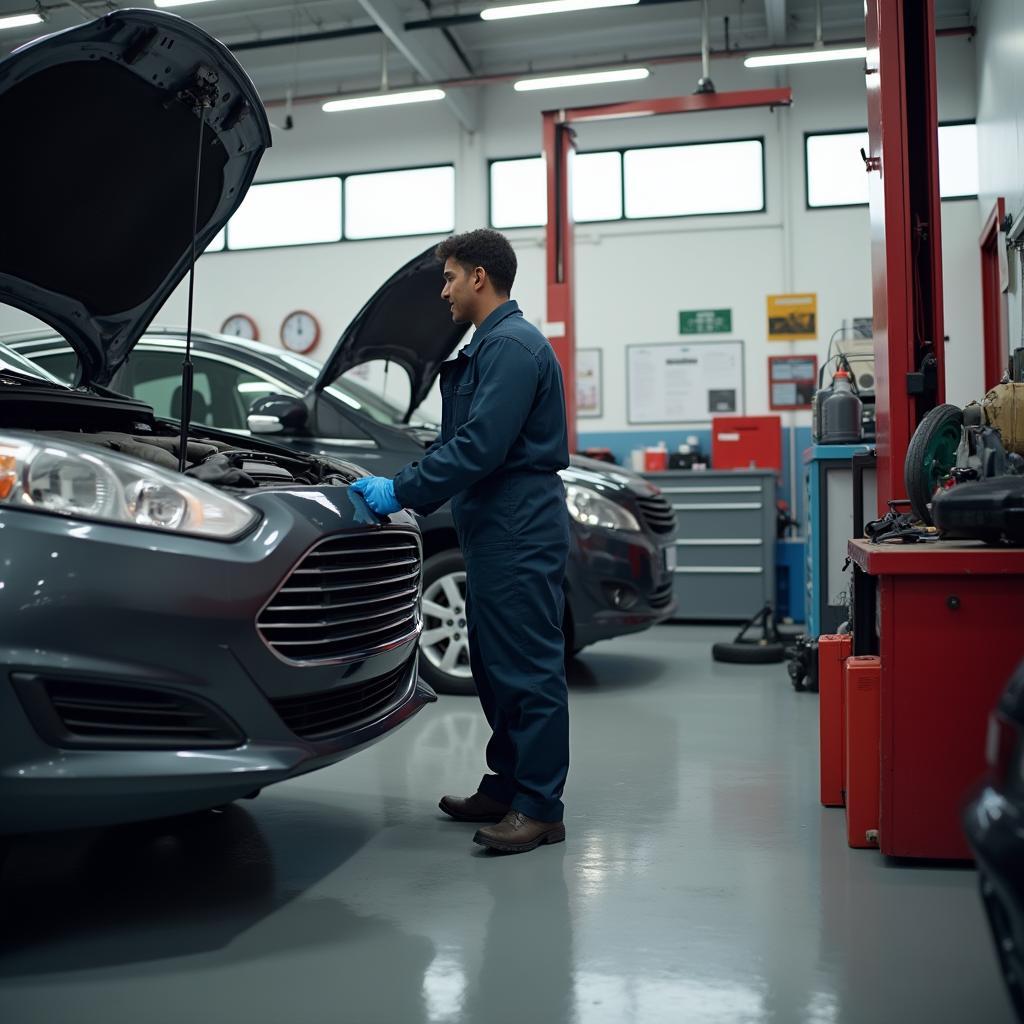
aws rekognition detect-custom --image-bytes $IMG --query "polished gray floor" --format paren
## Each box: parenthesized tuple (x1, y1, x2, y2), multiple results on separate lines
(0, 625, 1013, 1024)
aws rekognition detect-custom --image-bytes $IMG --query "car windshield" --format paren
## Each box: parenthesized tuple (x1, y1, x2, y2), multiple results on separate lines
(0, 340, 68, 387)
(277, 350, 438, 429)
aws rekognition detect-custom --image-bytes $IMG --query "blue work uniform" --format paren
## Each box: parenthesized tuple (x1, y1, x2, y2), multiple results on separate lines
(393, 300, 571, 822)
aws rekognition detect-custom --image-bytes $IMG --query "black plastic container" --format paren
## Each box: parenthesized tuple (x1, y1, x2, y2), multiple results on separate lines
(813, 370, 863, 444)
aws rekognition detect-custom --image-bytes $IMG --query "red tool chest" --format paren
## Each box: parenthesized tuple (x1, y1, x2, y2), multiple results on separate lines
(711, 415, 782, 471)
(819, 634, 853, 808)
(848, 539, 1024, 859)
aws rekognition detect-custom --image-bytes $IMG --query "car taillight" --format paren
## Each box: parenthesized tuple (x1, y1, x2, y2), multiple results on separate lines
(985, 713, 1019, 784)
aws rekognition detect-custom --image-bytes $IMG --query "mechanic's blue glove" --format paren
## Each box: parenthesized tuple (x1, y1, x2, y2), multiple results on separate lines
(350, 476, 401, 515)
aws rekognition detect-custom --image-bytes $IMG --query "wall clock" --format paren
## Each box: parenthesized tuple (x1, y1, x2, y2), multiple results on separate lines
(280, 310, 320, 354)
(220, 313, 259, 340)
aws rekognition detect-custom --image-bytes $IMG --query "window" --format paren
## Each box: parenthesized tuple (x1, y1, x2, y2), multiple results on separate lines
(490, 157, 546, 229)
(806, 131, 868, 208)
(806, 123, 979, 208)
(227, 177, 342, 250)
(344, 166, 454, 240)
(938, 122, 979, 198)
(27, 349, 77, 385)
(623, 140, 765, 219)
(205, 228, 226, 253)
(572, 151, 623, 222)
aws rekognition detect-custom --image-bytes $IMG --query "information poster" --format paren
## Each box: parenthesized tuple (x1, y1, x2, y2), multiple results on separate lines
(768, 355, 818, 410)
(576, 348, 602, 418)
(767, 293, 818, 340)
(627, 340, 744, 424)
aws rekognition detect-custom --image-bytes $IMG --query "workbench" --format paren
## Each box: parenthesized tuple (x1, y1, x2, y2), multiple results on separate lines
(848, 538, 1024, 859)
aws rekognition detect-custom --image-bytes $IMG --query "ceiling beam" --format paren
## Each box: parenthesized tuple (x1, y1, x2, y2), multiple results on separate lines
(356, 0, 479, 131)
(764, 0, 787, 46)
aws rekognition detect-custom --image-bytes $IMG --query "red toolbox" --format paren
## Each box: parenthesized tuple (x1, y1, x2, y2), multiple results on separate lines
(819, 634, 852, 808)
(845, 656, 881, 850)
(711, 415, 782, 471)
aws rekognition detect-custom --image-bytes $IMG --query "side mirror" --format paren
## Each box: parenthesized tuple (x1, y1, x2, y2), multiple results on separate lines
(247, 394, 309, 435)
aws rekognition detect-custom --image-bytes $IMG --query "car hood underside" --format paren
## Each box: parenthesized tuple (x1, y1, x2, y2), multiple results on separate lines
(0, 9, 270, 389)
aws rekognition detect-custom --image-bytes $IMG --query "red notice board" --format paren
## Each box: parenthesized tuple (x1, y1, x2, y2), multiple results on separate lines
(769, 355, 818, 410)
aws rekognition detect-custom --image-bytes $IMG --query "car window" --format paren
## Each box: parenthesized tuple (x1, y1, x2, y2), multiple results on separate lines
(26, 349, 77, 385)
(125, 351, 216, 424)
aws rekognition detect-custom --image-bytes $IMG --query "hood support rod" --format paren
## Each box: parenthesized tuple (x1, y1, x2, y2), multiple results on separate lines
(177, 75, 216, 472)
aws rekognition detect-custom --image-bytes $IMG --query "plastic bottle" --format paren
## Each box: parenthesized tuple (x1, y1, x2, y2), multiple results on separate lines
(818, 370, 863, 444)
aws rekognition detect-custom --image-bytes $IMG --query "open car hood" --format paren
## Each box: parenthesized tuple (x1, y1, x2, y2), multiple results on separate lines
(0, 10, 270, 387)
(313, 245, 470, 422)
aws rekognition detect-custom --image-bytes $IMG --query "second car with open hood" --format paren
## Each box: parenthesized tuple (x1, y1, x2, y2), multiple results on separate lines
(0, 10, 433, 837)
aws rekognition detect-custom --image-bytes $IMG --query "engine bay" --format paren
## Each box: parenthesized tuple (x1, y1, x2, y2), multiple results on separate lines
(37, 430, 360, 489)
(0, 382, 360, 490)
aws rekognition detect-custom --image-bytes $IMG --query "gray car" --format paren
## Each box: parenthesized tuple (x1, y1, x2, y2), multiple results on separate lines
(0, 11, 432, 837)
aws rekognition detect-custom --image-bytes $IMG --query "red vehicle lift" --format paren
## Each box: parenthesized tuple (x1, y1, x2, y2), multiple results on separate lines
(542, 88, 792, 453)
(865, 0, 946, 511)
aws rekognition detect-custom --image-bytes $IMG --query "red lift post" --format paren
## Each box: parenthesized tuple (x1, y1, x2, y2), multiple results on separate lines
(865, 0, 946, 512)
(542, 88, 792, 453)
(845, 0, 1024, 860)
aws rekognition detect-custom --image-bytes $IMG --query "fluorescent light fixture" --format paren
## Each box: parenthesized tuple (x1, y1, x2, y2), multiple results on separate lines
(482, 0, 637, 19)
(514, 67, 649, 92)
(322, 88, 446, 112)
(744, 45, 867, 68)
(0, 12, 44, 30)
(153, 0, 218, 7)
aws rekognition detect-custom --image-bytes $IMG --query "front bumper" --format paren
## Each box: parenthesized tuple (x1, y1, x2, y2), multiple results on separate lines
(963, 784, 1024, 1019)
(0, 490, 432, 835)
(565, 525, 676, 648)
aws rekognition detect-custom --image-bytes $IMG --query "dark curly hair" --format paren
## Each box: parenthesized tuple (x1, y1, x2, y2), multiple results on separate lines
(435, 229, 517, 296)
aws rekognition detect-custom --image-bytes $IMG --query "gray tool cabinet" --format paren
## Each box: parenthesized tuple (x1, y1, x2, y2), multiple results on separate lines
(642, 469, 777, 621)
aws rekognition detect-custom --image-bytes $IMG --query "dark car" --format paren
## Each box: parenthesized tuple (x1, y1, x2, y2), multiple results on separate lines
(12, 250, 678, 696)
(0, 10, 432, 837)
(964, 660, 1024, 1021)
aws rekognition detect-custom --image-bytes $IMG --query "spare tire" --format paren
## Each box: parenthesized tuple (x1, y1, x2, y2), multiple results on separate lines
(712, 640, 786, 664)
(905, 403, 963, 525)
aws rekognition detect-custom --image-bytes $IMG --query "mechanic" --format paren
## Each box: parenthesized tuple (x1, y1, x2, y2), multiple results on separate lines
(350, 229, 571, 855)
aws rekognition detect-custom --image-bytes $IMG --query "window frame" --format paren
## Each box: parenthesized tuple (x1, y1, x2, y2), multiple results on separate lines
(804, 121, 978, 211)
(487, 135, 768, 229)
(206, 161, 456, 255)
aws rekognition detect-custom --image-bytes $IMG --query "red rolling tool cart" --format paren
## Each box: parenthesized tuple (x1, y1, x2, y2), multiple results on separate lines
(848, 538, 1024, 859)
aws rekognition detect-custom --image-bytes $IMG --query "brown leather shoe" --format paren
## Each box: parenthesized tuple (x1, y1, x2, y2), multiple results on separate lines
(439, 791, 510, 822)
(473, 811, 566, 853)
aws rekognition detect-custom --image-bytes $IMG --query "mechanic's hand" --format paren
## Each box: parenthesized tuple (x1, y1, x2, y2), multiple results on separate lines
(350, 476, 401, 515)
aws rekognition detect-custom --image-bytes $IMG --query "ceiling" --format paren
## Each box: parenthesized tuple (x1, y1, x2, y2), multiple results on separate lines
(1, 0, 977, 129)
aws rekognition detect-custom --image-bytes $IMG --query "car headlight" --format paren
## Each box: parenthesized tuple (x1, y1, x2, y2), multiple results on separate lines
(565, 483, 640, 532)
(0, 433, 258, 540)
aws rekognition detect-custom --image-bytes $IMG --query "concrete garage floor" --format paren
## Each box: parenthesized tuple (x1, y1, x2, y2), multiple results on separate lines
(0, 625, 1013, 1024)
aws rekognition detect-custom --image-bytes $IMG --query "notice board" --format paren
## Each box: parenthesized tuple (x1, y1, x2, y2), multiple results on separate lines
(627, 340, 745, 424)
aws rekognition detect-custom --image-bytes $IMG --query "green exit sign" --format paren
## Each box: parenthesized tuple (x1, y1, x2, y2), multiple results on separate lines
(679, 308, 732, 334)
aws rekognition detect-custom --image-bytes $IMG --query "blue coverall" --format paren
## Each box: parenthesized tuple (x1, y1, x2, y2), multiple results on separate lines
(393, 300, 571, 822)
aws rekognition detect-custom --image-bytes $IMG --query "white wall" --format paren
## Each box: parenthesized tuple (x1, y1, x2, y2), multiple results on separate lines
(977, 0, 1024, 372)
(0, 34, 982, 426)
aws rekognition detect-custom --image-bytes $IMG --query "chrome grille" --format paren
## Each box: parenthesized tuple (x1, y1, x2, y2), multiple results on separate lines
(270, 660, 411, 741)
(258, 531, 421, 665)
(636, 494, 677, 535)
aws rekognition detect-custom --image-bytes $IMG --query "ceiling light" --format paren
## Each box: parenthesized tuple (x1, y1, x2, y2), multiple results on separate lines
(322, 88, 446, 112)
(153, 0, 218, 8)
(513, 67, 649, 92)
(744, 46, 867, 68)
(0, 12, 44, 31)
(482, 0, 638, 21)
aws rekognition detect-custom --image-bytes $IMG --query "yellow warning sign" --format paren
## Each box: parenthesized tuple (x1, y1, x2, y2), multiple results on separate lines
(767, 293, 818, 341)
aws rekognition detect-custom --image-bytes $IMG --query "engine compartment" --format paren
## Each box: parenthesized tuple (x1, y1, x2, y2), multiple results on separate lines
(1, 383, 360, 490)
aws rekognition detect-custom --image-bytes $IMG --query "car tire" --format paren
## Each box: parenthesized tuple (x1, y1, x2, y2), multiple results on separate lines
(905, 403, 963, 525)
(712, 640, 786, 664)
(420, 550, 477, 697)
